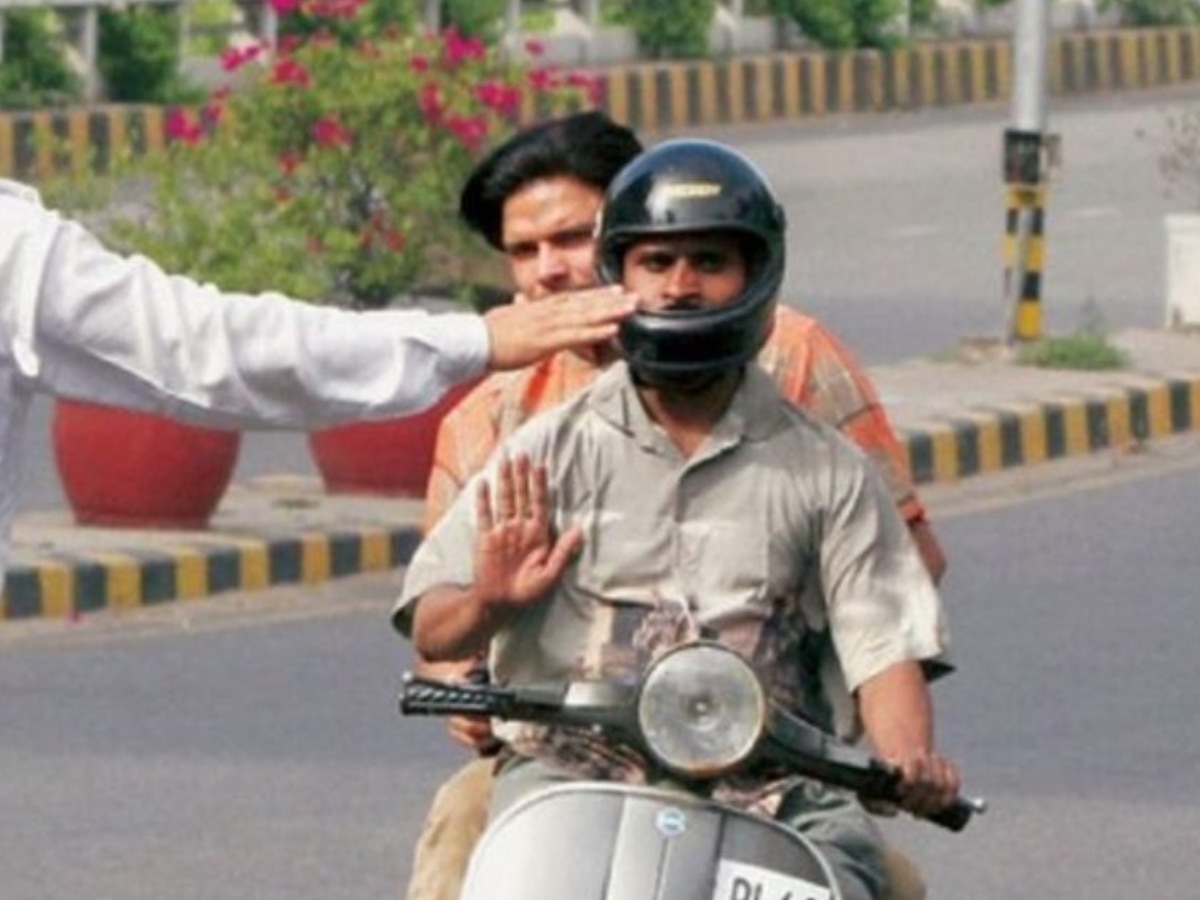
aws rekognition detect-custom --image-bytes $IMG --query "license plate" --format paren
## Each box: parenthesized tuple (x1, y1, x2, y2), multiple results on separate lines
(711, 859, 833, 900)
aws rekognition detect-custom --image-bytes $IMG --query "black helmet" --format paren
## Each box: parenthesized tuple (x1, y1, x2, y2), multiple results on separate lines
(596, 139, 786, 387)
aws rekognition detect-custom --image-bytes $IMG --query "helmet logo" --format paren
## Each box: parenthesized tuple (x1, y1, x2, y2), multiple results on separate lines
(659, 182, 722, 199)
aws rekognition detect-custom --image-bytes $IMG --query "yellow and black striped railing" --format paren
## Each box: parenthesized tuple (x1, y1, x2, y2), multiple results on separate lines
(3, 26, 1200, 181)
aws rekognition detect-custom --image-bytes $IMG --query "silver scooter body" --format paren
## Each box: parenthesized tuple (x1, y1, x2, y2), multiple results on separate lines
(461, 781, 840, 900)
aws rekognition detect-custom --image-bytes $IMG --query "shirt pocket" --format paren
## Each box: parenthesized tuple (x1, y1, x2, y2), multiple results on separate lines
(571, 507, 773, 617)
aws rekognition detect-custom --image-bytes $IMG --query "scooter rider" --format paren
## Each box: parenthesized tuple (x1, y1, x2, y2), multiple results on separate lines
(404, 112, 941, 900)
(396, 140, 962, 900)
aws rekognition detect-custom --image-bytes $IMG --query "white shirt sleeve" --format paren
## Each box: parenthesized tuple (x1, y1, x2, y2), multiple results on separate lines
(0, 181, 490, 429)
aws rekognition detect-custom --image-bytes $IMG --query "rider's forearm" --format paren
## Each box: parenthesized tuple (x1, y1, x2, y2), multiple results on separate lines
(857, 659, 935, 760)
(411, 585, 517, 662)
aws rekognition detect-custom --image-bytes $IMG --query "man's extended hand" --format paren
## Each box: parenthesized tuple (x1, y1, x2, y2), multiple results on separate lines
(483, 287, 635, 370)
(473, 454, 582, 610)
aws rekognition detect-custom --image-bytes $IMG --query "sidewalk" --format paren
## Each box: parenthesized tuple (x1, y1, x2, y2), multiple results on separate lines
(5, 326, 1200, 621)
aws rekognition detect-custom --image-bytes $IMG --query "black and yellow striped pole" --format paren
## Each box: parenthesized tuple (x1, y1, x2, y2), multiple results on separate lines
(1003, 0, 1055, 344)
(1003, 129, 1050, 342)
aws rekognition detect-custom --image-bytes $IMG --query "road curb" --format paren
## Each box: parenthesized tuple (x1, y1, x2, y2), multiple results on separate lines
(904, 372, 1200, 483)
(2, 525, 421, 622)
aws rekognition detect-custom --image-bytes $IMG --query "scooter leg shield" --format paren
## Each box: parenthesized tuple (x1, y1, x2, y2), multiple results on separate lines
(460, 782, 841, 900)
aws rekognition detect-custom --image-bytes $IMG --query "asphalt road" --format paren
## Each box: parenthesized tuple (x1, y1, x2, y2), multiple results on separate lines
(3, 433, 1199, 900)
(17, 85, 1199, 510)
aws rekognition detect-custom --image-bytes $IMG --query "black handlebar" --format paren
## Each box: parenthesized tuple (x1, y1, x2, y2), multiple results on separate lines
(400, 674, 517, 717)
(398, 672, 985, 833)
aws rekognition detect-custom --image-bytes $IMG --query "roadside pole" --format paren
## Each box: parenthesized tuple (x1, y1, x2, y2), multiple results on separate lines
(1003, 0, 1058, 343)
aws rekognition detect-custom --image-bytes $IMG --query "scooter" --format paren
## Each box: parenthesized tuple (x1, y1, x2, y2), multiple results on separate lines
(400, 641, 985, 900)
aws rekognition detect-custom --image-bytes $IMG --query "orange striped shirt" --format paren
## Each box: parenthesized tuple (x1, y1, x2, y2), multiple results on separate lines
(424, 306, 922, 533)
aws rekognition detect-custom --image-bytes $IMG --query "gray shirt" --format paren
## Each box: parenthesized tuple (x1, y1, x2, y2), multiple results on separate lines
(397, 362, 950, 749)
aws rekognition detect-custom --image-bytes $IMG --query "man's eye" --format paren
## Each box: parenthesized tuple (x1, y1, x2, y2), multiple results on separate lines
(638, 252, 675, 271)
(695, 253, 730, 272)
(506, 245, 536, 261)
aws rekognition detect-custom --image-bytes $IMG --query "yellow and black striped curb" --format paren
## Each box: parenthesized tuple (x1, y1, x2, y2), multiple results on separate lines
(4, 26, 1200, 180)
(3, 372, 1199, 620)
(903, 373, 1200, 484)
(0, 524, 420, 622)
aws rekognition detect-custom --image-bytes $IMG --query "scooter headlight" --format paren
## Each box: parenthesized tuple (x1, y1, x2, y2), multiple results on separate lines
(637, 642, 766, 780)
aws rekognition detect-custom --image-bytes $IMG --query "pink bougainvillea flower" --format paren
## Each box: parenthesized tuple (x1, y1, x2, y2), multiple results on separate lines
(564, 71, 604, 105)
(418, 81, 444, 124)
(269, 0, 302, 13)
(270, 57, 312, 88)
(445, 114, 488, 151)
(586, 77, 605, 105)
(524, 39, 545, 57)
(475, 80, 522, 117)
(409, 54, 430, 74)
(219, 44, 262, 72)
(165, 108, 204, 146)
(442, 27, 486, 67)
(312, 115, 354, 148)
(528, 67, 557, 93)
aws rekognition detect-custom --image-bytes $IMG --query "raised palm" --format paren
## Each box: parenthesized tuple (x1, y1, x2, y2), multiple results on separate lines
(473, 454, 581, 609)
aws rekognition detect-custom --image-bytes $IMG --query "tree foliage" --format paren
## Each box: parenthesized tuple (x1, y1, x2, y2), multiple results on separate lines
(768, 0, 907, 50)
(0, 10, 81, 109)
(617, 0, 716, 59)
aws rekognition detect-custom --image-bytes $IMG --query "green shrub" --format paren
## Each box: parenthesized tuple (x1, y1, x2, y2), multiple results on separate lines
(282, 0, 501, 45)
(1099, 0, 1200, 26)
(768, 0, 907, 50)
(1018, 332, 1129, 370)
(441, 0, 506, 41)
(98, 6, 202, 103)
(183, 0, 241, 56)
(0, 9, 82, 110)
(617, 0, 716, 59)
(48, 14, 596, 310)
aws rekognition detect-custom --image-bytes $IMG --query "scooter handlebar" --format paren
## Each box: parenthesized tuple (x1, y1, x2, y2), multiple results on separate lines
(762, 709, 986, 833)
(399, 671, 986, 833)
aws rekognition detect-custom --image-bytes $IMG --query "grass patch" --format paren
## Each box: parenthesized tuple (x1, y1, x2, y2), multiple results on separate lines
(1017, 332, 1130, 371)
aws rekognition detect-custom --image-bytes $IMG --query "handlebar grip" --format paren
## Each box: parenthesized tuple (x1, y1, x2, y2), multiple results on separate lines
(399, 675, 510, 717)
(927, 795, 987, 833)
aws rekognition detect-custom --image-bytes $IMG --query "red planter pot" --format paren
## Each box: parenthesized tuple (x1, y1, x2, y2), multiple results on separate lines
(308, 378, 480, 497)
(53, 399, 242, 529)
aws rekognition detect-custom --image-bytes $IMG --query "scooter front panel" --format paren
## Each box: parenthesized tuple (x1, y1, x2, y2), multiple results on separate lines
(460, 783, 839, 900)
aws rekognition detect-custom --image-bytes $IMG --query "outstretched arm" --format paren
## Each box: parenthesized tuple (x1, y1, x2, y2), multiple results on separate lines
(4, 185, 633, 427)
(413, 455, 582, 661)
